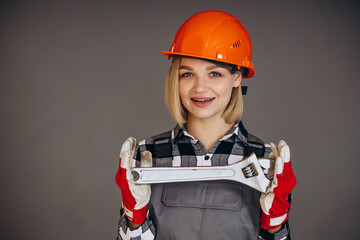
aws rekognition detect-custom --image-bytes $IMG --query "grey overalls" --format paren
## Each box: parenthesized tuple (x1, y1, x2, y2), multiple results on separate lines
(147, 123, 266, 240)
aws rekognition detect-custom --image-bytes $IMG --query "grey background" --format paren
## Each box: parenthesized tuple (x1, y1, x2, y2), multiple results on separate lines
(0, 0, 359, 239)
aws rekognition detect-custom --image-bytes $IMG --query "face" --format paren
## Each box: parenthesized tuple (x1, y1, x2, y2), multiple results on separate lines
(178, 57, 242, 122)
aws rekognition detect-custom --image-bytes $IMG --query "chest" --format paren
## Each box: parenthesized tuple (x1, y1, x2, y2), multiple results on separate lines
(158, 138, 247, 167)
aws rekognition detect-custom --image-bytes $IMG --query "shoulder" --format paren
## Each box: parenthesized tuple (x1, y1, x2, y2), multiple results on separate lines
(134, 129, 174, 161)
(239, 122, 272, 158)
(247, 132, 272, 158)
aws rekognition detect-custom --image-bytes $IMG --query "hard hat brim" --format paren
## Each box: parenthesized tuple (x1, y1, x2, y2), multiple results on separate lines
(160, 51, 254, 78)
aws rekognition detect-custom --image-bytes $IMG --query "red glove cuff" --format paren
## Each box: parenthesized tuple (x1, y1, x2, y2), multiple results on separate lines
(260, 211, 288, 230)
(124, 205, 147, 225)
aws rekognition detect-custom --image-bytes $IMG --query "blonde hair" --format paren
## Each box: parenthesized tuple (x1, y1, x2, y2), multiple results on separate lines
(165, 58, 243, 126)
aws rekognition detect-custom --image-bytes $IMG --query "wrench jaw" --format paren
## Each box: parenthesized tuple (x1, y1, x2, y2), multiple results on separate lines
(258, 158, 275, 180)
(241, 154, 271, 193)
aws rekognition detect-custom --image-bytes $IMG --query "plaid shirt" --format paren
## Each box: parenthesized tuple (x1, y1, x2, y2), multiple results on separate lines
(117, 123, 290, 240)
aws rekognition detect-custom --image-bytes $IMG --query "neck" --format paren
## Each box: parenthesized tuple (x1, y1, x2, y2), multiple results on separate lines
(186, 116, 235, 152)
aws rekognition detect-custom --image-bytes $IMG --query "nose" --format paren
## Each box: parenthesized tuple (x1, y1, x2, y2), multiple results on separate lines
(193, 74, 208, 93)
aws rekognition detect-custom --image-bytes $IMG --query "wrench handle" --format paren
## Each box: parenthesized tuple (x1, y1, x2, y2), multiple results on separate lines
(132, 166, 235, 184)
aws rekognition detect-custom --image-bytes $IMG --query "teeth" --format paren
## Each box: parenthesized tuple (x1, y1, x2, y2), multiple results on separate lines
(193, 98, 214, 102)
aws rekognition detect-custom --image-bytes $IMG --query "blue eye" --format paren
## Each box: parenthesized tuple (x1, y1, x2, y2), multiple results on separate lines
(210, 72, 221, 77)
(181, 72, 193, 78)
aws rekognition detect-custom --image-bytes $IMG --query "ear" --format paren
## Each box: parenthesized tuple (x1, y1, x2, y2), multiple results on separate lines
(233, 72, 242, 88)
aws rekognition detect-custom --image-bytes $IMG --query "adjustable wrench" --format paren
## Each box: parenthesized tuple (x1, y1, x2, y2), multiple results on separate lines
(132, 153, 273, 193)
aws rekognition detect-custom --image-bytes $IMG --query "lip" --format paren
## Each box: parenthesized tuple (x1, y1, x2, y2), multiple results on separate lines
(190, 97, 215, 107)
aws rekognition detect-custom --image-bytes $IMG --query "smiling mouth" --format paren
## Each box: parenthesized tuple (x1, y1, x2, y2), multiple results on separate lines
(191, 97, 216, 102)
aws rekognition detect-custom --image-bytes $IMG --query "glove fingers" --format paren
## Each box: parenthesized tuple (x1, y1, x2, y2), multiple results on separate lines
(270, 142, 279, 158)
(134, 151, 152, 209)
(274, 156, 284, 175)
(140, 151, 153, 168)
(120, 137, 137, 170)
(133, 152, 152, 208)
(278, 140, 286, 148)
(279, 141, 290, 163)
(260, 192, 275, 214)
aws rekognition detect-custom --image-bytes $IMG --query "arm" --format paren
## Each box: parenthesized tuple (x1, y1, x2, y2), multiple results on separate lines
(258, 141, 296, 239)
(258, 221, 290, 240)
(117, 209, 156, 240)
(115, 137, 156, 240)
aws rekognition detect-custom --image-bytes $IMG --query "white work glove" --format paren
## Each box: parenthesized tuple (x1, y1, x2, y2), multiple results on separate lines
(115, 137, 152, 224)
(259, 140, 296, 229)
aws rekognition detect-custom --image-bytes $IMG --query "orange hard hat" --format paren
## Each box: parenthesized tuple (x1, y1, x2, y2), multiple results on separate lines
(160, 10, 255, 78)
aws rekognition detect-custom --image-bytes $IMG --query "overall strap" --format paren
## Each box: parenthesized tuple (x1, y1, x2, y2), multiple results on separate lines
(238, 121, 265, 158)
(152, 122, 265, 166)
(152, 130, 173, 167)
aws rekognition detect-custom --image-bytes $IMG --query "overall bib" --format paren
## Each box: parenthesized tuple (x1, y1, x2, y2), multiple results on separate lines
(147, 123, 265, 240)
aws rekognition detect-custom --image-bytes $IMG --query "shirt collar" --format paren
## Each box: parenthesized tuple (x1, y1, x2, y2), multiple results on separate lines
(171, 122, 248, 144)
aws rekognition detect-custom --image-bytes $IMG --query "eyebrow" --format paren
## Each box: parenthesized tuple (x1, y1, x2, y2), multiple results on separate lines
(206, 65, 221, 71)
(179, 65, 193, 70)
(179, 64, 221, 71)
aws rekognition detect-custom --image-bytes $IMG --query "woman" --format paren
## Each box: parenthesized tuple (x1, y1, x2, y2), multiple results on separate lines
(116, 10, 296, 240)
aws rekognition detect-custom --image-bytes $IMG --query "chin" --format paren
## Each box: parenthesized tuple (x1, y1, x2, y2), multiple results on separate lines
(188, 111, 222, 121)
